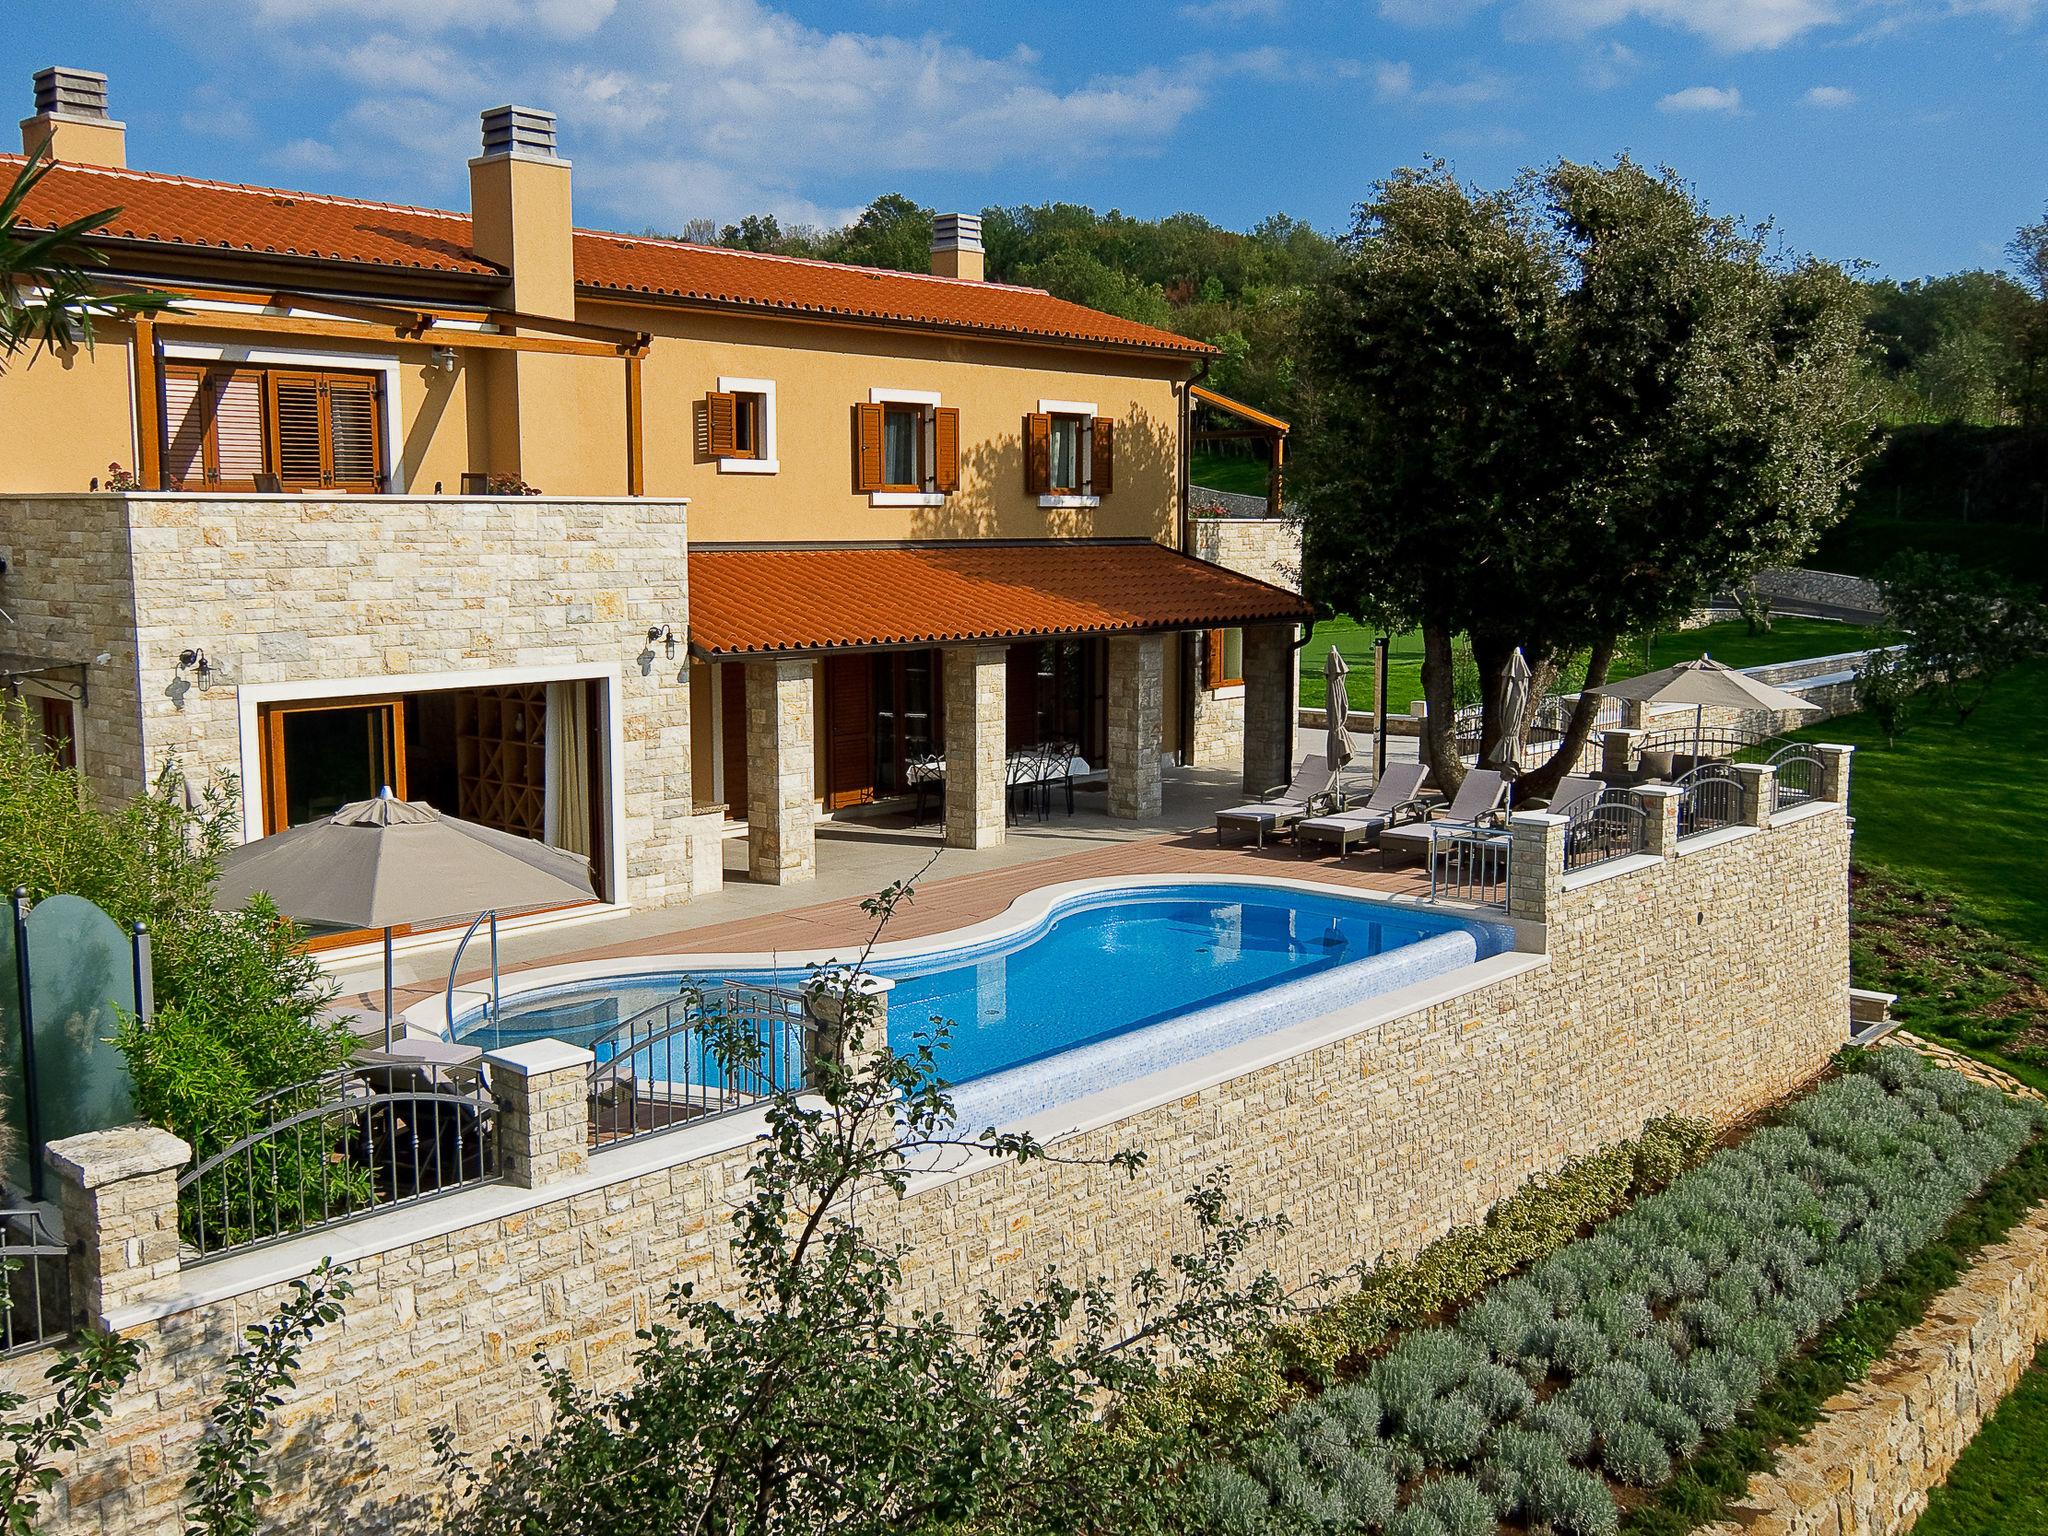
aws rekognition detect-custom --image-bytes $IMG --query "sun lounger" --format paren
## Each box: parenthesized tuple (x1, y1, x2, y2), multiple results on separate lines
(1378, 768, 1509, 867)
(1214, 753, 1332, 848)
(1293, 761, 1431, 857)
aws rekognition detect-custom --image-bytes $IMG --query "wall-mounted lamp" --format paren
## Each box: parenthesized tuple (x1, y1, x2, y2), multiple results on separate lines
(647, 624, 677, 660)
(429, 345, 458, 374)
(177, 647, 211, 678)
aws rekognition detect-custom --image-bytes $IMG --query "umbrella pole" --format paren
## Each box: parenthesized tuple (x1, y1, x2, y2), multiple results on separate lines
(383, 926, 395, 1048)
(1694, 704, 1703, 764)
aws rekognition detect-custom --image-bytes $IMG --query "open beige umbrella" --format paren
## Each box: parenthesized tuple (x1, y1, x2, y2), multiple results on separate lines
(214, 789, 596, 1043)
(1592, 654, 1820, 760)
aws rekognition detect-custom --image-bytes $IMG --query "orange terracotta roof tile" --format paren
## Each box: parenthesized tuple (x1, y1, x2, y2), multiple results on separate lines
(4, 155, 1210, 355)
(687, 542, 1311, 657)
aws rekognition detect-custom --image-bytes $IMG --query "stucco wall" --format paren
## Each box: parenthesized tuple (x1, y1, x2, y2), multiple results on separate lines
(1703, 1198, 2048, 1536)
(0, 493, 718, 907)
(1, 801, 1851, 1534)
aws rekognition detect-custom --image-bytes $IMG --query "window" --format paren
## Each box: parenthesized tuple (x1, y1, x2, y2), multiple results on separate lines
(1205, 627, 1244, 690)
(161, 363, 385, 492)
(35, 696, 76, 771)
(1026, 402, 1114, 504)
(855, 391, 959, 502)
(707, 377, 778, 473)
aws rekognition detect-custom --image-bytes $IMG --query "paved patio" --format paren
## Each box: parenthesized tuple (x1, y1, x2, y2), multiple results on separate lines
(344, 742, 1432, 1015)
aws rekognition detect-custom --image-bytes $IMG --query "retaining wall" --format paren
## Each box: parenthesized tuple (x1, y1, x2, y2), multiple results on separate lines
(5, 785, 1853, 1534)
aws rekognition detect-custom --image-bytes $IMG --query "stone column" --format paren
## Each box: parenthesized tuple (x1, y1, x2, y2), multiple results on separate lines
(45, 1125, 189, 1327)
(942, 644, 1006, 850)
(805, 971, 895, 1086)
(1107, 634, 1164, 820)
(1241, 624, 1294, 794)
(745, 657, 815, 884)
(487, 1039, 594, 1189)
(1601, 729, 1642, 780)
(1621, 698, 1650, 730)
(1637, 784, 1684, 858)
(1506, 811, 1566, 925)
(1732, 762, 1777, 828)
(1814, 743, 1855, 806)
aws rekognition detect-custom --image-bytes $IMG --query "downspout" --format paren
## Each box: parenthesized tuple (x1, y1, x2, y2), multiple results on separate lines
(1287, 618, 1313, 778)
(1177, 359, 1210, 766)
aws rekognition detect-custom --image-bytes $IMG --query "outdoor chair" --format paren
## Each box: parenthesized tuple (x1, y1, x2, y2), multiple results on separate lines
(1036, 741, 1080, 816)
(1006, 749, 1054, 824)
(1292, 761, 1431, 858)
(1524, 774, 1602, 812)
(907, 752, 945, 823)
(1378, 768, 1509, 867)
(1214, 753, 1333, 848)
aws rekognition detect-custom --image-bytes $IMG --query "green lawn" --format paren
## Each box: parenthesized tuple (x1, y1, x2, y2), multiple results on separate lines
(1913, 1344, 2048, 1536)
(1298, 616, 1886, 714)
(1189, 450, 1274, 499)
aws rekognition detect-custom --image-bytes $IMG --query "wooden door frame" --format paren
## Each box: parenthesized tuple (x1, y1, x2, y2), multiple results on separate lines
(258, 694, 409, 834)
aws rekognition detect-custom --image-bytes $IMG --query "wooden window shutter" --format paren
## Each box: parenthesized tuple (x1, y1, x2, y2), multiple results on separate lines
(212, 371, 267, 486)
(1091, 416, 1115, 496)
(1024, 412, 1051, 495)
(270, 371, 328, 488)
(933, 407, 960, 493)
(854, 402, 884, 492)
(325, 375, 383, 490)
(1204, 629, 1225, 690)
(161, 363, 212, 489)
(707, 391, 738, 458)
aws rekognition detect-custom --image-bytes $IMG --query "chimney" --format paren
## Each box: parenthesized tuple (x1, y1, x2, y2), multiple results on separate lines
(931, 212, 984, 282)
(20, 67, 126, 167)
(467, 105, 574, 318)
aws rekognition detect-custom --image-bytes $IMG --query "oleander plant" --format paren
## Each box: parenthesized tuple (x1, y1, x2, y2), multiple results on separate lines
(1188, 1048, 2044, 1536)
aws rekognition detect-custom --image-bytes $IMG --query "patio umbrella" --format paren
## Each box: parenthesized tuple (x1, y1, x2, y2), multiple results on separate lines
(213, 789, 596, 1045)
(1591, 654, 1820, 761)
(1323, 645, 1355, 785)
(1498, 647, 1533, 776)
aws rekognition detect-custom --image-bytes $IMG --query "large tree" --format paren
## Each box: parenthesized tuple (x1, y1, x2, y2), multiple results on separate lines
(1294, 158, 1871, 797)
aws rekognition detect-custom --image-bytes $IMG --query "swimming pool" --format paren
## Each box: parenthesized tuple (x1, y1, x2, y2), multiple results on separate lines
(451, 880, 1514, 1124)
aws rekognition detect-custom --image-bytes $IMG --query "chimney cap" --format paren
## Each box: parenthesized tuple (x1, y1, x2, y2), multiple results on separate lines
(479, 104, 559, 160)
(933, 212, 983, 254)
(32, 66, 111, 121)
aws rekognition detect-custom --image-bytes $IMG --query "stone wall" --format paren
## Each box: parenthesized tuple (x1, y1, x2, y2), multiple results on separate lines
(1703, 1200, 2048, 1536)
(1190, 514, 1302, 769)
(1, 797, 1853, 1535)
(0, 493, 720, 907)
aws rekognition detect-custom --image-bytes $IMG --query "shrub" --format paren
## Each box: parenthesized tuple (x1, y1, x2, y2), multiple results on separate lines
(1533, 1461, 1620, 1536)
(1404, 1393, 1490, 1467)
(1187, 1465, 1270, 1536)
(1410, 1473, 1494, 1536)
(1600, 1419, 1672, 1487)
(1332, 1449, 1399, 1529)
(1523, 1399, 1594, 1460)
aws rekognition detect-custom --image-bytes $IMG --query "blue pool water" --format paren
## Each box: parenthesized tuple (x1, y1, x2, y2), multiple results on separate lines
(457, 883, 1513, 1119)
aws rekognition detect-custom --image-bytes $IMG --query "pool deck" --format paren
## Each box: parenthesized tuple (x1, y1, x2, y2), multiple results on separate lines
(345, 751, 1443, 1017)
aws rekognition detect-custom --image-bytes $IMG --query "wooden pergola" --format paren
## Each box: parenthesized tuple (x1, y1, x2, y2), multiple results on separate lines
(1189, 383, 1290, 514)
(108, 281, 653, 493)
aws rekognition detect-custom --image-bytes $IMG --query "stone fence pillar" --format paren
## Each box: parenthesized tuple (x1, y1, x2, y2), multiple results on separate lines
(1601, 729, 1641, 780)
(1637, 784, 1684, 858)
(45, 1126, 189, 1328)
(1732, 762, 1776, 829)
(487, 1040, 595, 1189)
(1621, 698, 1650, 730)
(1813, 743, 1855, 806)
(1506, 812, 1566, 925)
(805, 971, 895, 1086)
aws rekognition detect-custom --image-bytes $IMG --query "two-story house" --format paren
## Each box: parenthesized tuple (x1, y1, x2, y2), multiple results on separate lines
(0, 67, 1308, 950)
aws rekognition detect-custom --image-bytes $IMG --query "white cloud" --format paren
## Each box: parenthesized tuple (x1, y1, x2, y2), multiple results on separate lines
(1804, 83, 1856, 105)
(1378, 0, 1497, 20)
(1657, 83, 1745, 111)
(1178, 0, 1286, 20)
(1580, 40, 1640, 88)
(1370, 58, 1514, 103)
(240, 0, 616, 36)
(1516, 0, 1841, 49)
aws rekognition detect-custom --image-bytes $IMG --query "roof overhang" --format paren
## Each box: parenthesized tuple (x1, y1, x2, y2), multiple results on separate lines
(687, 540, 1312, 659)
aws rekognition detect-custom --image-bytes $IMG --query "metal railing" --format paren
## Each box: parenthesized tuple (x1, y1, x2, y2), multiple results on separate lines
(1427, 823, 1512, 908)
(1559, 788, 1649, 873)
(0, 1208, 70, 1353)
(1631, 710, 1777, 770)
(1674, 763, 1745, 841)
(176, 1062, 502, 1261)
(1768, 744, 1825, 811)
(588, 981, 809, 1150)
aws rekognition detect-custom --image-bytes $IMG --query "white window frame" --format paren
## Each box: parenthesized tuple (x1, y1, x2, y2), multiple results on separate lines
(716, 375, 778, 475)
(161, 340, 406, 493)
(868, 386, 946, 507)
(1037, 397, 1099, 509)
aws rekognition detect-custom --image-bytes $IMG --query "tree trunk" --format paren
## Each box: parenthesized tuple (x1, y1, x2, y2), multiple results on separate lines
(1515, 633, 1619, 801)
(1419, 623, 1465, 795)
(1469, 636, 1516, 772)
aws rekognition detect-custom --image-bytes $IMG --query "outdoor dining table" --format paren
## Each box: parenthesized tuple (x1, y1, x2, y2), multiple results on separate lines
(907, 750, 1089, 823)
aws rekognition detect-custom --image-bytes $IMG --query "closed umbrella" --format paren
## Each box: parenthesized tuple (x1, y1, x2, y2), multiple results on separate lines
(1323, 646, 1355, 787)
(1592, 654, 1820, 760)
(1498, 647, 1533, 776)
(214, 789, 596, 1044)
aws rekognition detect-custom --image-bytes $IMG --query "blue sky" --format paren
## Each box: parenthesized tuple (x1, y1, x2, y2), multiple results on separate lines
(13, 0, 2046, 279)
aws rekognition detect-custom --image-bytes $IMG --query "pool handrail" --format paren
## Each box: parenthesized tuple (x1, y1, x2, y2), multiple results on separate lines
(445, 909, 503, 1045)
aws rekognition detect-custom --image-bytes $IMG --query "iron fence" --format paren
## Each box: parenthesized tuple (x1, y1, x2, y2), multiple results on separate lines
(1674, 763, 1745, 841)
(587, 981, 809, 1150)
(1768, 744, 1825, 811)
(1427, 823, 1512, 909)
(1631, 709, 1777, 771)
(1560, 788, 1649, 873)
(0, 1208, 69, 1353)
(176, 1062, 502, 1261)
